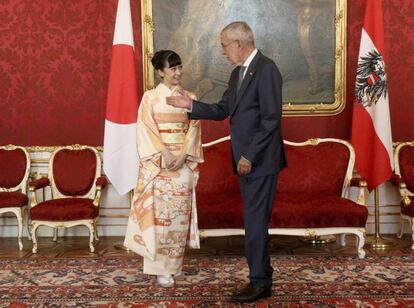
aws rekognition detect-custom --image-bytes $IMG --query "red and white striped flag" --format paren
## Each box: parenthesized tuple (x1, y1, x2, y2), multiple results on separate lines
(351, 0, 393, 192)
(103, 0, 139, 195)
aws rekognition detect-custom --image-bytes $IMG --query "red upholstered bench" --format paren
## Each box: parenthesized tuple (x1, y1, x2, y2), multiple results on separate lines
(197, 136, 368, 259)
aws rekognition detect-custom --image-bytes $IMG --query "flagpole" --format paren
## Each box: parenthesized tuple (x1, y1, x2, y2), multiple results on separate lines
(365, 186, 395, 249)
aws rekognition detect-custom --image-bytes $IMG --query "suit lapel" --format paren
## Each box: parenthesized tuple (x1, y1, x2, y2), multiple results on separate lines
(228, 67, 239, 112)
(230, 51, 262, 116)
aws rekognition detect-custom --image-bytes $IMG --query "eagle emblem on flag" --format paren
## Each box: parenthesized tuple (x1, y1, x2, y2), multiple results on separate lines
(355, 50, 388, 107)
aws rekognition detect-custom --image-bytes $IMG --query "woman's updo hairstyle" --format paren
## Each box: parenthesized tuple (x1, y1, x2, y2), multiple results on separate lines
(151, 50, 182, 71)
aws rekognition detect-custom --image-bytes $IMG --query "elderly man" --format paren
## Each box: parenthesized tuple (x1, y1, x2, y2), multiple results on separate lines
(166, 21, 286, 303)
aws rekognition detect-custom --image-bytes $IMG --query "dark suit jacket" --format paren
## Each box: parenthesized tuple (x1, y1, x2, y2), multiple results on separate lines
(189, 50, 287, 177)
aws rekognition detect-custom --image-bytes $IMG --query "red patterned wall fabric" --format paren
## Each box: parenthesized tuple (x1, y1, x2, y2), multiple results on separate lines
(0, 0, 412, 146)
(0, 0, 142, 146)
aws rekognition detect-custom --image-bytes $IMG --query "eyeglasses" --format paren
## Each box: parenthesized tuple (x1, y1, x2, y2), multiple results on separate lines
(221, 40, 237, 49)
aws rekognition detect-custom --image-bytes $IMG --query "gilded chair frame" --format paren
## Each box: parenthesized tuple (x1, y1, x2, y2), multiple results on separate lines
(393, 141, 414, 249)
(29, 145, 103, 253)
(0, 145, 31, 250)
(200, 136, 367, 259)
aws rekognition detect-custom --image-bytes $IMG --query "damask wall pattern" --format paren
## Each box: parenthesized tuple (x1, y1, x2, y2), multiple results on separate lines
(0, 0, 413, 145)
(0, 0, 142, 146)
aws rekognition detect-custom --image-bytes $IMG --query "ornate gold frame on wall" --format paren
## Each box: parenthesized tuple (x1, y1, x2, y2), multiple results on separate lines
(141, 0, 347, 116)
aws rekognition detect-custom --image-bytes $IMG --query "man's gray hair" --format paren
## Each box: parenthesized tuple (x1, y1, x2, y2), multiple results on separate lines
(222, 21, 255, 45)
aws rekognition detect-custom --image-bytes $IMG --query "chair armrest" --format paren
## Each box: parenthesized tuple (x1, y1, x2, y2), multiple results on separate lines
(96, 176, 109, 189)
(390, 174, 411, 207)
(390, 174, 406, 189)
(350, 177, 367, 206)
(350, 177, 367, 188)
(93, 176, 108, 206)
(29, 177, 50, 191)
(29, 177, 49, 208)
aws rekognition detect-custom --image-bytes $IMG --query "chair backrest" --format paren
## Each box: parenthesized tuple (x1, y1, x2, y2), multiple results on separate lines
(198, 136, 239, 195)
(0, 145, 30, 192)
(277, 138, 354, 197)
(394, 142, 414, 194)
(49, 145, 101, 198)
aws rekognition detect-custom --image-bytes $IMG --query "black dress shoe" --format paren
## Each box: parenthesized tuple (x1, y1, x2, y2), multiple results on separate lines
(230, 282, 272, 303)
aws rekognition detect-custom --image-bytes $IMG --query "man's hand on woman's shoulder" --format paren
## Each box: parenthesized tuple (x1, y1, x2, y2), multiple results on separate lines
(166, 89, 193, 110)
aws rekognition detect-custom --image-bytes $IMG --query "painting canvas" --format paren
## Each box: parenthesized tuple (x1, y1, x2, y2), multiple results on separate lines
(142, 0, 346, 115)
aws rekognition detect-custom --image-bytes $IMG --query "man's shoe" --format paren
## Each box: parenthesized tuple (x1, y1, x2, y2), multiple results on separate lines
(230, 282, 271, 303)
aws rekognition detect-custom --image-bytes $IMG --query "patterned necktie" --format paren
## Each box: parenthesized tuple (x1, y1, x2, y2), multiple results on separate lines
(237, 66, 246, 92)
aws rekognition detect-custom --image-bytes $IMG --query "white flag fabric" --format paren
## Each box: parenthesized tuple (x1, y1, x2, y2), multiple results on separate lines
(103, 0, 139, 195)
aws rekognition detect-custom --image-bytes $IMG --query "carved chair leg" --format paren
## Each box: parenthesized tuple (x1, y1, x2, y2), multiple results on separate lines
(337, 234, 346, 246)
(397, 215, 405, 239)
(356, 231, 366, 259)
(53, 228, 58, 242)
(31, 223, 40, 253)
(87, 222, 95, 253)
(411, 218, 414, 251)
(94, 220, 99, 241)
(25, 207, 32, 241)
(16, 208, 23, 251)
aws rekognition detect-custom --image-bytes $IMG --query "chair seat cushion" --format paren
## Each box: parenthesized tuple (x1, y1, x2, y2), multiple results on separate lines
(0, 192, 28, 208)
(30, 198, 98, 221)
(401, 197, 414, 217)
(271, 193, 369, 228)
(196, 192, 368, 229)
(197, 193, 244, 229)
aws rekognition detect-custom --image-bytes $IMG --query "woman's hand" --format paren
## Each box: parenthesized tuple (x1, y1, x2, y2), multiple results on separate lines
(169, 153, 188, 171)
(161, 149, 176, 169)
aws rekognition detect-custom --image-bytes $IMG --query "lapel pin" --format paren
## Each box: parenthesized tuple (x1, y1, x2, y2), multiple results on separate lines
(249, 72, 253, 75)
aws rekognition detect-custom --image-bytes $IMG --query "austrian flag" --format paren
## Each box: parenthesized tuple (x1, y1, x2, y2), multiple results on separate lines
(351, 0, 393, 192)
(103, 0, 139, 195)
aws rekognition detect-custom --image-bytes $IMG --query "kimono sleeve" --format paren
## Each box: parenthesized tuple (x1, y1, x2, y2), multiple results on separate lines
(136, 92, 166, 160)
(182, 92, 204, 163)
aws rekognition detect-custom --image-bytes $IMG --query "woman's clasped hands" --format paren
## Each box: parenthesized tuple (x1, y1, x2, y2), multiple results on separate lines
(161, 149, 187, 171)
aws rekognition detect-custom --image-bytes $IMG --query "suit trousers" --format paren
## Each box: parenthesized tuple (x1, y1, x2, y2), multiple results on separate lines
(238, 174, 278, 287)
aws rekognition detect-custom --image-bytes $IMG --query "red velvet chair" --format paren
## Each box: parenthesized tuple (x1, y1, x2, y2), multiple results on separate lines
(0, 145, 30, 250)
(391, 141, 414, 250)
(29, 145, 108, 253)
(197, 137, 369, 258)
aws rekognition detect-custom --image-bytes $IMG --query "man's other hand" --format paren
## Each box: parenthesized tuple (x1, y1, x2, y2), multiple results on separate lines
(237, 156, 252, 175)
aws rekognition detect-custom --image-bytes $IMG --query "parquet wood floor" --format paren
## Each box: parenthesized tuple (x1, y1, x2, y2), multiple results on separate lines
(1, 234, 412, 259)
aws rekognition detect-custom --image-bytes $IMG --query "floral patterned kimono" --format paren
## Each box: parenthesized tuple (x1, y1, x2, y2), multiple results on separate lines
(124, 83, 203, 275)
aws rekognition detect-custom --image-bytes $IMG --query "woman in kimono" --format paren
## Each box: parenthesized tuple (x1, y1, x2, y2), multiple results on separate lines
(124, 50, 203, 287)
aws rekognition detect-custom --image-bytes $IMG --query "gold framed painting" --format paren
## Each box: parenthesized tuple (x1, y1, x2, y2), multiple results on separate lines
(141, 0, 346, 116)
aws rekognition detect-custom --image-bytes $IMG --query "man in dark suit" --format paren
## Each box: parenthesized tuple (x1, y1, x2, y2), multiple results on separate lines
(166, 21, 286, 303)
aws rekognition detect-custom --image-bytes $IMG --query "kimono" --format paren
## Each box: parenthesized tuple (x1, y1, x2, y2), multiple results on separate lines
(124, 83, 203, 275)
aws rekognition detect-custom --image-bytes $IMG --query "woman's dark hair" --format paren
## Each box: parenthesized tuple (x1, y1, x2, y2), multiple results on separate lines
(151, 50, 182, 71)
